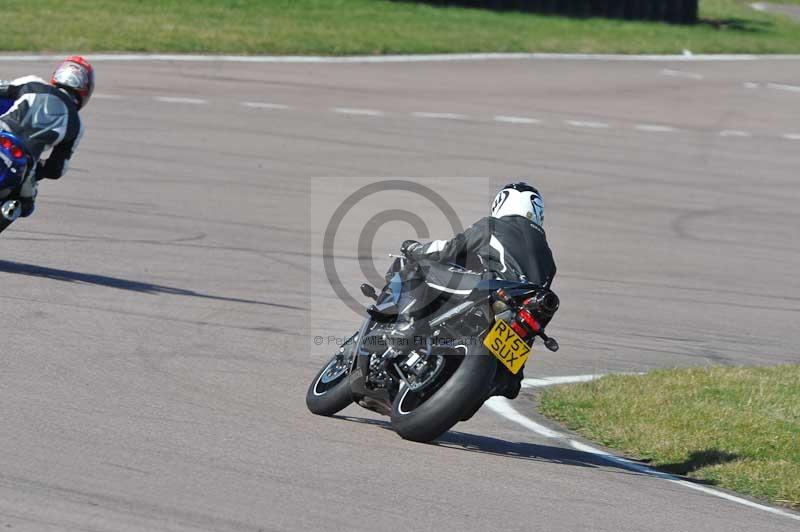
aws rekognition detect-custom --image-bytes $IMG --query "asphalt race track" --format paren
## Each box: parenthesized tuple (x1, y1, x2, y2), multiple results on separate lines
(0, 56, 798, 531)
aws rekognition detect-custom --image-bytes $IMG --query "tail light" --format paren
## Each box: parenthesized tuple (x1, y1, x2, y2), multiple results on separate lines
(518, 309, 541, 333)
(0, 137, 24, 160)
(495, 287, 553, 343)
(510, 321, 528, 338)
(509, 308, 541, 342)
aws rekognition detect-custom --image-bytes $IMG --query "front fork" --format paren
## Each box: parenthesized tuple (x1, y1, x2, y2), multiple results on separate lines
(347, 316, 377, 393)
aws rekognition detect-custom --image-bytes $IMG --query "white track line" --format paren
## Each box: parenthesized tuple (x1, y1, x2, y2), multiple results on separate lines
(566, 438, 800, 522)
(743, 81, 761, 89)
(333, 107, 385, 117)
(3, 53, 800, 63)
(719, 130, 752, 137)
(486, 397, 563, 438)
(635, 124, 677, 133)
(88, 94, 783, 141)
(412, 112, 468, 120)
(660, 69, 703, 80)
(521, 374, 612, 388)
(494, 115, 542, 125)
(750, 2, 768, 11)
(484, 374, 800, 523)
(154, 96, 207, 105)
(242, 101, 289, 110)
(565, 120, 610, 129)
(766, 82, 800, 93)
(87, 92, 788, 141)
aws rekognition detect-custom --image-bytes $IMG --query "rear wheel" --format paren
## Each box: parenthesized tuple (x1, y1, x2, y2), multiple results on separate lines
(306, 336, 356, 417)
(390, 341, 496, 443)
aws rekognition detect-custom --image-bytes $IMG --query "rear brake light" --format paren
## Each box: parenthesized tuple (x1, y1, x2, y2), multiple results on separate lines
(510, 321, 528, 338)
(518, 309, 541, 333)
(0, 137, 23, 159)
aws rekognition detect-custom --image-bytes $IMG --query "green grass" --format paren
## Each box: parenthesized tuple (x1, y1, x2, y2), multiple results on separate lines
(0, 0, 798, 54)
(540, 366, 800, 509)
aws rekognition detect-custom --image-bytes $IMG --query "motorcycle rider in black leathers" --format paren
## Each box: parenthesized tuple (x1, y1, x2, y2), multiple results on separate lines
(0, 56, 94, 218)
(365, 182, 556, 375)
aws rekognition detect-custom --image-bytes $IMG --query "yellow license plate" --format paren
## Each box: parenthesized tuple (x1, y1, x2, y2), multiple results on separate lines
(483, 319, 530, 375)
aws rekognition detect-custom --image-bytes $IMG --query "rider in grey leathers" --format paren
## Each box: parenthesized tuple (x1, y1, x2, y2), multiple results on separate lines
(0, 56, 94, 218)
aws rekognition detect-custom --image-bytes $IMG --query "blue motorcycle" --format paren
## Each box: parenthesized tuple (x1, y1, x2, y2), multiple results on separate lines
(0, 97, 31, 233)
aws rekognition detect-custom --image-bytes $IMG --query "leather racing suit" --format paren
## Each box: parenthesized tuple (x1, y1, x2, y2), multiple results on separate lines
(407, 214, 556, 288)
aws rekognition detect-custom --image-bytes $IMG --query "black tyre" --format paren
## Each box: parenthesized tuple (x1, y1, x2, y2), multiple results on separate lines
(306, 347, 354, 417)
(0, 216, 13, 235)
(390, 341, 496, 443)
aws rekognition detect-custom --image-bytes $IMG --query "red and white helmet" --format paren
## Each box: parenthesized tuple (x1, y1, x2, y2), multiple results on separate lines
(51, 56, 94, 109)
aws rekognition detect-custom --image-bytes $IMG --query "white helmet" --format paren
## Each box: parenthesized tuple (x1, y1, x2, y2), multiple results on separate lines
(491, 182, 544, 226)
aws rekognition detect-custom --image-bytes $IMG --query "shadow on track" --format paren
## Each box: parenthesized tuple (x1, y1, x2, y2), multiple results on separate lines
(0, 259, 305, 310)
(657, 449, 739, 478)
(335, 415, 633, 471)
(334, 416, 738, 486)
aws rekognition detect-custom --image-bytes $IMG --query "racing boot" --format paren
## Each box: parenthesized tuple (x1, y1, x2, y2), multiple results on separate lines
(19, 197, 35, 218)
(491, 366, 524, 400)
(18, 173, 37, 218)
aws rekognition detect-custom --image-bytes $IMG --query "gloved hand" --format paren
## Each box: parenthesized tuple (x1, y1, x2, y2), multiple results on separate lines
(400, 239, 422, 258)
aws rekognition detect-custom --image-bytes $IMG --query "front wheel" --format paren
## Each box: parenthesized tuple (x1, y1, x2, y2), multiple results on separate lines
(390, 341, 496, 443)
(0, 200, 18, 235)
(0, 217, 13, 235)
(305, 337, 356, 417)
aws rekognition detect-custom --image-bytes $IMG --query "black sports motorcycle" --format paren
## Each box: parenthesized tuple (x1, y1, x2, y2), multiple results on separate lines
(306, 252, 560, 442)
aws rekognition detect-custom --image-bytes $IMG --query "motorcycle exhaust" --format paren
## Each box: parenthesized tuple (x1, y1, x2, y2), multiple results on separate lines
(0, 200, 21, 222)
(525, 289, 560, 318)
